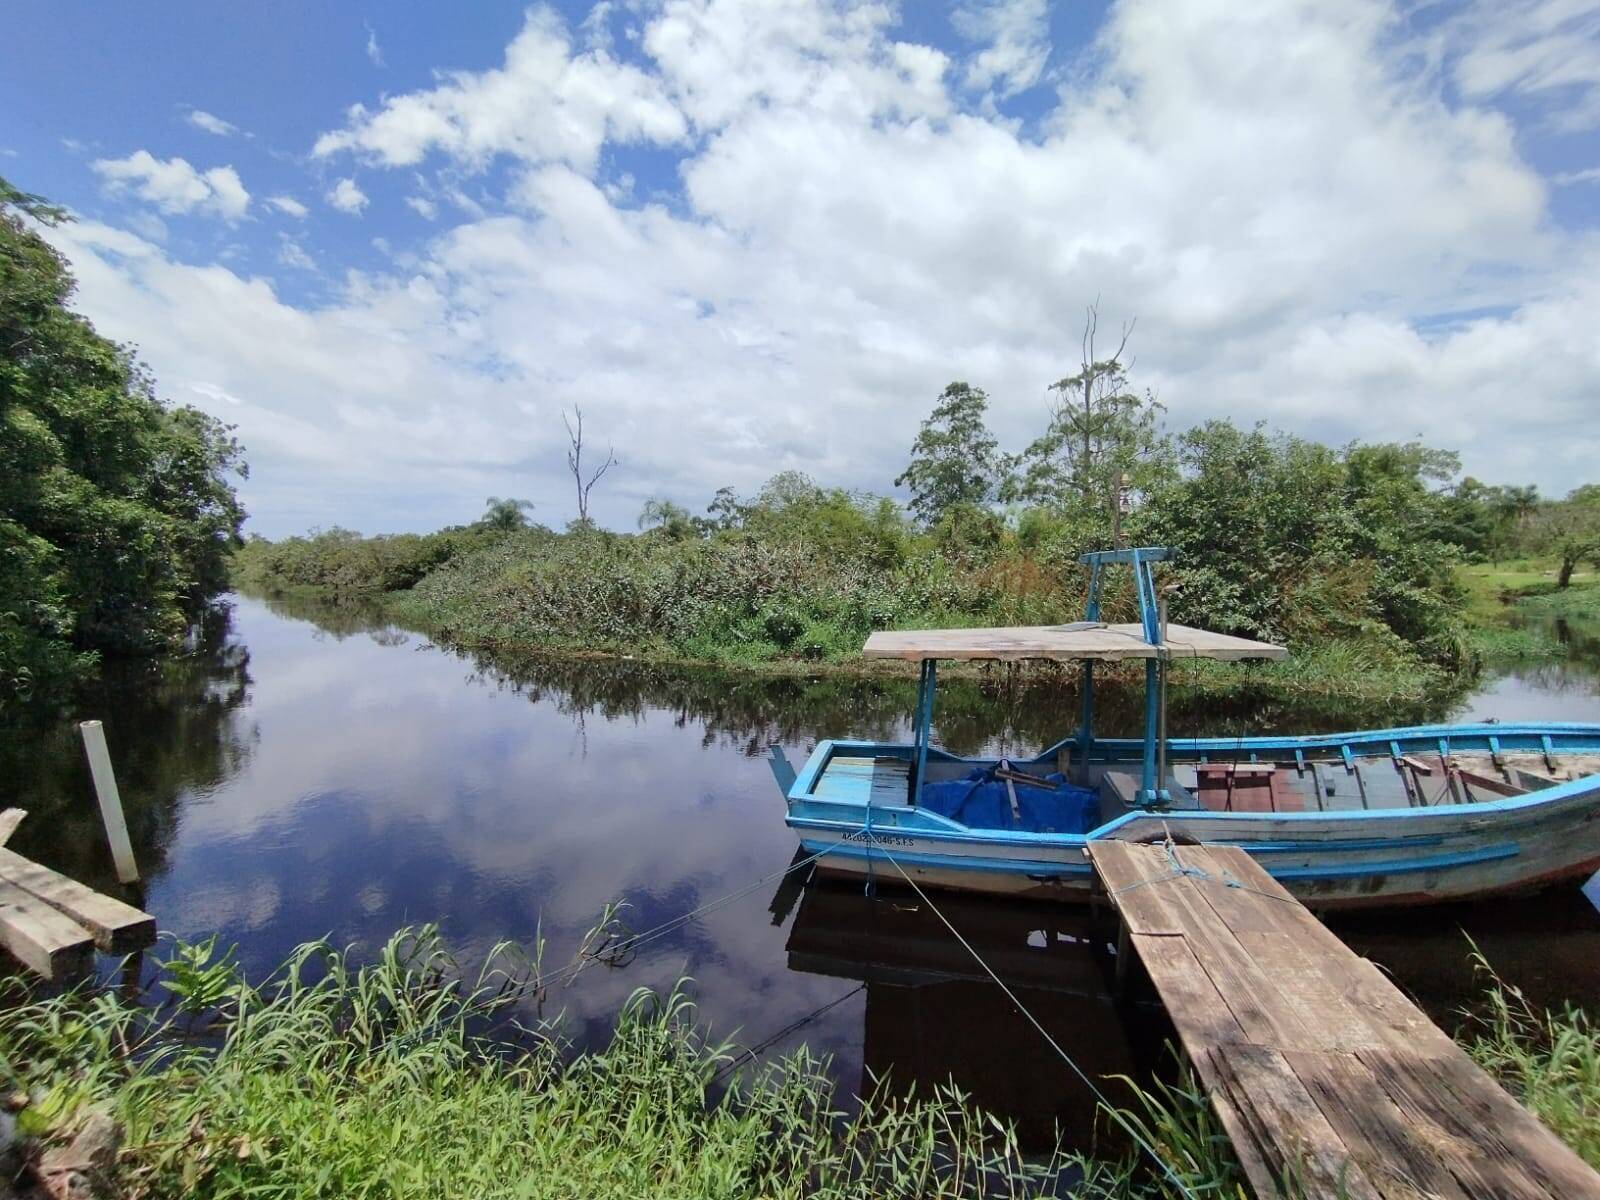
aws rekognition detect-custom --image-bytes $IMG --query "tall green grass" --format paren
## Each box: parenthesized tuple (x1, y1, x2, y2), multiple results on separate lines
(1463, 954, 1600, 1169)
(0, 930, 1195, 1199)
(5, 931, 1594, 1197)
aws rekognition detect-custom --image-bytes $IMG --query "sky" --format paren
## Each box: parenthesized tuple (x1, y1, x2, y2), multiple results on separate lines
(3, 0, 1599, 538)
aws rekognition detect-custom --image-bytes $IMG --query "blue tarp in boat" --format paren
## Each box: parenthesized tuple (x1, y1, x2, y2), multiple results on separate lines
(919, 765, 1100, 834)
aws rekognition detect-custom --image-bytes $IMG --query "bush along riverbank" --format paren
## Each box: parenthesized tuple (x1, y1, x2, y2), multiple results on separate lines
(233, 421, 1491, 709)
(2, 930, 1596, 1198)
(1458, 558, 1600, 663)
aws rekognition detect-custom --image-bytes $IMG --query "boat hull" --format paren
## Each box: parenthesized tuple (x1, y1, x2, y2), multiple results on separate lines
(781, 723, 1600, 909)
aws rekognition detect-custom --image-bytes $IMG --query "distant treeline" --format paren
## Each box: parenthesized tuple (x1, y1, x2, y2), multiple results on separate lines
(233, 407, 1582, 686)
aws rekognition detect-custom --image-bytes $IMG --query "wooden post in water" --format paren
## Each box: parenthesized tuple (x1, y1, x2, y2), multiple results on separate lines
(79, 720, 139, 884)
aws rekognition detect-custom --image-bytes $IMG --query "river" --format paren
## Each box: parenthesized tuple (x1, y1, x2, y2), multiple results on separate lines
(4, 591, 1597, 1152)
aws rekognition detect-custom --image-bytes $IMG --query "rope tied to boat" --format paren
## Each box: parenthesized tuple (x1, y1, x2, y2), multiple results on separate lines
(1103, 829, 1298, 906)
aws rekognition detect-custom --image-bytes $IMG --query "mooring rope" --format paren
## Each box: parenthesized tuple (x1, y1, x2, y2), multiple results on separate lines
(386, 832, 859, 1052)
(860, 832, 1203, 1200)
(1105, 834, 1299, 906)
(712, 983, 866, 1084)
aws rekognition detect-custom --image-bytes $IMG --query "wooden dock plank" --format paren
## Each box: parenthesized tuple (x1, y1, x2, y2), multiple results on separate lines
(1089, 840, 1600, 1200)
(0, 878, 95, 982)
(0, 847, 155, 953)
(0, 808, 24, 846)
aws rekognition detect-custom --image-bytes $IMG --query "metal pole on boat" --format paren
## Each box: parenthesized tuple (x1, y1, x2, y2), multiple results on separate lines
(1157, 597, 1169, 801)
(1141, 660, 1160, 802)
(910, 658, 936, 805)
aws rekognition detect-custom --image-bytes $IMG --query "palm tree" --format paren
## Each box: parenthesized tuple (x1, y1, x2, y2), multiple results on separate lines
(481, 497, 534, 531)
(637, 498, 696, 540)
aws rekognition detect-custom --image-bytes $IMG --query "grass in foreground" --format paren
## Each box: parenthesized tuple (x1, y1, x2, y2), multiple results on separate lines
(0, 930, 1204, 1199)
(5, 930, 1596, 1197)
(1463, 955, 1600, 1169)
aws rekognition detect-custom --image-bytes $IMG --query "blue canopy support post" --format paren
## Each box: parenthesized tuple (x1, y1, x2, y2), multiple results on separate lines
(908, 657, 937, 805)
(1141, 658, 1162, 803)
(1077, 545, 1170, 807)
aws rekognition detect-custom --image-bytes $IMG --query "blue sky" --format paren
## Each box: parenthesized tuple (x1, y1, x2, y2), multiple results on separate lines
(4, 0, 1599, 536)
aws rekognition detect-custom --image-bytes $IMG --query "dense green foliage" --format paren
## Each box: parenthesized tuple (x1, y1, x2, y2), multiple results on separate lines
(237, 416, 1487, 700)
(0, 177, 245, 710)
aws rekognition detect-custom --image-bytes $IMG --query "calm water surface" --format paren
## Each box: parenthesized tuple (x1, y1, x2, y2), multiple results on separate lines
(4, 592, 1598, 1152)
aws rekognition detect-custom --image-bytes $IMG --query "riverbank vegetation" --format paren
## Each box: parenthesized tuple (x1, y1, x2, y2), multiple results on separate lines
(0, 177, 246, 714)
(2, 929, 1595, 1196)
(0, 929, 1185, 1198)
(235, 396, 1532, 704)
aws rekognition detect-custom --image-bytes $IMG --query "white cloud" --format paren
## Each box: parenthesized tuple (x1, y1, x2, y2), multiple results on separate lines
(1554, 165, 1600, 185)
(364, 20, 385, 67)
(326, 177, 369, 214)
(953, 0, 1052, 98)
(312, 6, 686, 175)
(277, 236, 316, 271)
(48, 0, 1600, 537)
(405, 195, 439, 219)
(92, 150, 250, 220)
(187, 109, 239, 137)
(267, 194, 309, 217)
(1446, 0, 1600, 131)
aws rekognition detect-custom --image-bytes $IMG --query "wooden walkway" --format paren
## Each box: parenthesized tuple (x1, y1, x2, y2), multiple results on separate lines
(1089, 840, 1600, 1199)
(0, 808, 154, 981)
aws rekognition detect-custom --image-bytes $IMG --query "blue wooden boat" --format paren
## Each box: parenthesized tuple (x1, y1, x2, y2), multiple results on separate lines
(771, 548, 1600, 908)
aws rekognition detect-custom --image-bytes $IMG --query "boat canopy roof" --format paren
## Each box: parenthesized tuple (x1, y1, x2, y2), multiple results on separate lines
(862, 622, 1287, 663)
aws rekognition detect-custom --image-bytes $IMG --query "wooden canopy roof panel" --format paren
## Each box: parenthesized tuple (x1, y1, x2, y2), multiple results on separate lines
(862, 622, 1287, 663)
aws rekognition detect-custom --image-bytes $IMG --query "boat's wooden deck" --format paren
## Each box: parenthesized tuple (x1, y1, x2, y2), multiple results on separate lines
(1090, 840, 1600, 1199)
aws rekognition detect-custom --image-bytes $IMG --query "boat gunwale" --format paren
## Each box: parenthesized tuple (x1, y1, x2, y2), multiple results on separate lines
(787, 722, 1600, 841)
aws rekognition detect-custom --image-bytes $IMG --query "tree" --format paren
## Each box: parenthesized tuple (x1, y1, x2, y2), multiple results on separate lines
(1, 174, 247, 708)
(1009, 304, 1164, 542)
(1529, 495, 1600, 588)
(637, 498, 697, 540)
(705, 486, 745, 531)
(894, 382, 1002, 526)
(480, 497, 533, 531)
(562, 406, 616, 526)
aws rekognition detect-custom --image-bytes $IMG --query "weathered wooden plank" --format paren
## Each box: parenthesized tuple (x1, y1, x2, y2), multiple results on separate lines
(1131, 932, 1247, 1049)
(1284, 1048, 1475, 1200)
(862, 621, 1286, 662)
(0, 848, 154, 953)
(0, 878, 95, 981)
(0, 808, 24, 846)
(1092, 840, 1600, 1199)
(1086, 840, 1191, 937)
(1361, 1045, 1600, 1199)
(1209, 1043, 1382, 1200)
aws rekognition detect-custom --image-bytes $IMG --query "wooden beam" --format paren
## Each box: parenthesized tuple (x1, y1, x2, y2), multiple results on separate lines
(0, 848, 154, 954)
(1456, 768, 1526, 799)
(0, 808, 24, 846)
(0, 879, 94, 982)
(1088, 840, 1600, 1199)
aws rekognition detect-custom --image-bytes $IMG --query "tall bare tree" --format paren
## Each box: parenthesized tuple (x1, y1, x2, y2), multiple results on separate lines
(563, 406, 617, 526)
(1009, 302, 1164, 538)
